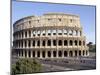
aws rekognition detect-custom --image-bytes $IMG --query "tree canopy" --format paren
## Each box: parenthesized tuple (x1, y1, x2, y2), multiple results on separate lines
(11, 58, 42, 75)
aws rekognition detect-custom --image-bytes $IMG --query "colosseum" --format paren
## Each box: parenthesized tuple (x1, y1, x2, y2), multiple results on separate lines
(12, 13, 89, 59)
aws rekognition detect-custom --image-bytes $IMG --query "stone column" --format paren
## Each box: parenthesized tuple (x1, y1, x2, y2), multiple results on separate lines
(40, 50, 42, 58)
(73, 51, 75, 57)
(77, 50, 79, 57)
(51, 50, 53, 58)
(23, 50, 25, 58)
(45, 50, 47, 58)
(67, 51, 69, 57)
(56, 50, 58, 58)
(62, 50, 64, 58)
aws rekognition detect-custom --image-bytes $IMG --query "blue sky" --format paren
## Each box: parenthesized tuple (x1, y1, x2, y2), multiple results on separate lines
(12, 1, 96, 44)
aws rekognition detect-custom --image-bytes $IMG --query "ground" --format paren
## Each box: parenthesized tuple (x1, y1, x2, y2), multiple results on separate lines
(11, 52, 96, 73)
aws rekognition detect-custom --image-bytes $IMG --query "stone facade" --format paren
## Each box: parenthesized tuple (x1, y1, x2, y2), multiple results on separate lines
(13, 13, 89, 59)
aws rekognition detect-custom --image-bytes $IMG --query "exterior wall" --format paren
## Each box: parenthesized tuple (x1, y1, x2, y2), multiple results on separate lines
(13, 13, 89, 59)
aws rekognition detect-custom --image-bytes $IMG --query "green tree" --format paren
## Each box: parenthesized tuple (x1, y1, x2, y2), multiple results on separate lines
(11, 58, 42, 75)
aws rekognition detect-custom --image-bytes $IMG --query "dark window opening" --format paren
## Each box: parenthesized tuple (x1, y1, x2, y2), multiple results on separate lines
(59, 40, 62, 46)
(64, 40, 68, 46)
(69, 40, 73, 46)
(28, 51, 31, 57)
(47, 40, 51, 46)
(64, 51, 67, 57)
(37, 40, 40, 46)
(33, 40, 35, 46)
(53, 40, 56, 46)
(53, 51, 56, 57)
(33, 51, 35, 57)
(79, 41, 81, 46)
(42, 40, 45, 46)
(48, 51, 51, 57)
(25, 31, 27, 37)
(28, 40, 31, 47)
(42, 51, 45, 58)
(37, 51, 40, 57)
(58, 51, 62, 57)
(75, 40, 77, 45)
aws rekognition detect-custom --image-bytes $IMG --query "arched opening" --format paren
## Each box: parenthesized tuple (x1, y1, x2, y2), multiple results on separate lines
(37, 51, 40, 57)
(25, 31, 27, 37)
(42, 51, 45, 58)
(48, 51, 51, 57)
(58, 51, 62, 57)
(28, 50, 31, 57)
(37, 40, 40, 46)
(83, 50, 85, 56)
(64, 40, 68, 46)
(74, 40, 77, 46)
(86, 50, 88, 55)
(69, 40, 73, 46)
(69, 51, 73, 57)
(42, 40, 45, 46)
(25, 41, 27, 47)
(21, 50, 23, 57)
(79, 41, 81, 46)
(58, 40, 62, 46)
(32, 51, 35, 57)
(25, 50, 27, 57)
(33, 40, 35, 46)
(53, 51, 56, 57)
(75, 50, 77, 56)
(53, 40, 56, 46)
(47, 40, 51, 46)
(22, 32, 23, 38)
(64, 51, 67, 57)
(28, 40, 31, 47)
(79, 50, 81, 56)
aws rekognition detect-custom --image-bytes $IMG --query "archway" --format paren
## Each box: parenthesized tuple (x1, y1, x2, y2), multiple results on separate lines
(64, 51, 67, 57)
(69, 51, 73, 57)
(53, 51, 56, 57)
(58, 51, 62, 57)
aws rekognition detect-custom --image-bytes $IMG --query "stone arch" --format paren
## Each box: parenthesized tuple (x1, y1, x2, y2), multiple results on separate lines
(47, 40, 51, 46)
(75, 50, 77, 56)
(69, 40, 73, 46)
(74, 40, 77, 46)
(64, 40, 68, 46)
(42, 40, 45, 46)
(28, 50, 31, 57)
(48, 51, 51, 57)
(42, 51, 45, 58)
(64, 51, 68, 57)
(37, 51, 40, 57)
(25, 50, 27, 57)
(79, 41, 81, 46)
(83, 50, 85, 56)
(69, 51, 73, 57)
(32, 51, 35, 57)
(58, 51, 62, 57)
(58, 40, 62, 46)
(53, 51, 56, 57)
(79, 50, 81, 56)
